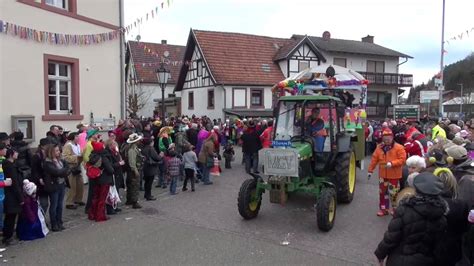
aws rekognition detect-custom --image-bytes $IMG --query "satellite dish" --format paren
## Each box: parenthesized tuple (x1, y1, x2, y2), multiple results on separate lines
(163, 51, 170, 58)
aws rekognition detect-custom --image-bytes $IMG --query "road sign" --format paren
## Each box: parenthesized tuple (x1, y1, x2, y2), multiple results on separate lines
(394, 105, 420, 121)
(434, 78, 442, 87)
(420, 91, 439, 103)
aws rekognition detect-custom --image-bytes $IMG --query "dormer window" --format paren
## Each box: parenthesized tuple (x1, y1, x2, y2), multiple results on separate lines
(45, 0, 68, 10)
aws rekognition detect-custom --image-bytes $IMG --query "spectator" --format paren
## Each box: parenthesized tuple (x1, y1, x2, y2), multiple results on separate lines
(260, 120, 274, 149)
(104, 139, 124, 215)
(186, 123, 199, 148)
(141, 137, 161, 201)
(31, 138, 51, 213)
(11, 131, 32, 180)
(198, 133, 216, 185)
(88, 141, 114, 222)
(17, 179, 48, 241)
(167, 150, 182, 195)
(42, 144, 69, 232)
(62, 132, 84, 210)
(405, 155, 426, 187)
(2, 148, 23, 245)
(241, 121, 262, 174)
(124, 133, 143, 209)
(182, 145, 197, 192)
(374, 172, 447, 266)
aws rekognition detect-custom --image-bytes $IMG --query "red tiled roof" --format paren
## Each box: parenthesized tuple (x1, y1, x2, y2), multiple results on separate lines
(128, 41, 185, 84)
(194, 30, 294, 85)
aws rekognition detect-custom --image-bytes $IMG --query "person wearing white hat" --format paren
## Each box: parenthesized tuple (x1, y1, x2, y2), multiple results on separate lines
(17, 179, 49, 241)
(124, 133, 143, 209)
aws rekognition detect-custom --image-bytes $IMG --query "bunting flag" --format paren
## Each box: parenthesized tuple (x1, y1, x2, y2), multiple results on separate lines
(0, 20, 121, 46)
(124, 0, 174, 35)
(444, 26, 474, 45)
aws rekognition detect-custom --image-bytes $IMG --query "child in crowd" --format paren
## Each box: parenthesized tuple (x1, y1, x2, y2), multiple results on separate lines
(182, 145, 197, 192)
(167, 150, 182, 195)
(223, 142, 235, 169)
(17, 179, 48, 241)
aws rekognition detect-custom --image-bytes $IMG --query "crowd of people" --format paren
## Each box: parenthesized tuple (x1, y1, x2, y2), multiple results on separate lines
(0, 115, 275, 247)
(366, 117, 474, 266)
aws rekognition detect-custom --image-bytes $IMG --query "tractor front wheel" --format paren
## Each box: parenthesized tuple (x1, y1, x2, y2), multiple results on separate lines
(238, 179, 262, 219)
(335, 151, 357, 203)
(316, 187, 337, 232)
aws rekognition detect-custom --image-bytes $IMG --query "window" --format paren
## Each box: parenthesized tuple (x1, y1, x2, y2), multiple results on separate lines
(367, 91, 391, 106)
(232, 88, 247, 108)
(45, 0, 67, 9)
(298, 61, 309, 71)
(207, 89, 215, 109)
(43, 54, 82, 121)
(188, 91, 194, 109)
(333, 58, 347, 67)
(367, 60, 385, 73)
(11, 116, 35, 142)
(197, 60, 203, 77)
(250, 89, 263, 107)
(48, 62, 71, 114)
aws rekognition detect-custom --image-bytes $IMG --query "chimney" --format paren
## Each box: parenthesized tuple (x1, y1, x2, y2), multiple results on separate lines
(322, 31, 331, 41)
(161, 40, 167, 45)
(362, 35, 374, 43)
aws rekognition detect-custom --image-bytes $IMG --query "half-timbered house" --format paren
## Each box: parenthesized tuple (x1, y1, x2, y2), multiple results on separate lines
(175, 29, 413, 120)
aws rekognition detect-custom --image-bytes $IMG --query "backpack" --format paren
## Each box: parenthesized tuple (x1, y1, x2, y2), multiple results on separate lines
(85, 154, 102, 179)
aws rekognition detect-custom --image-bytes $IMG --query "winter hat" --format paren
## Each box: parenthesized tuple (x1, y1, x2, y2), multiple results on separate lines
(86, 128, 99, 139)
(91, 141, 104, 152)
(382, 128, 393, 136)
(459, 130, 470, 139)
(412, 172, 444, 196)
(446, 145, 468, 161)
(0, 132, 8, 142)
(23, 179, 37, 196)
(452, 136, 466, 146)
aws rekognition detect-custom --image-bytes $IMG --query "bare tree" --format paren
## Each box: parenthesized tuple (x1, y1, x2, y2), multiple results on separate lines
(126, 83, 152, 118)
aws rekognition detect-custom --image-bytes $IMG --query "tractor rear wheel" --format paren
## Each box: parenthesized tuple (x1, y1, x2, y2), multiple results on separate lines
(238, 179, 262, 219)
(335, 150, 357, 203)
(316, 187, 337, 232)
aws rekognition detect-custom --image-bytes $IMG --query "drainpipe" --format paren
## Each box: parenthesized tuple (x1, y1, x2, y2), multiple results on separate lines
(396, 57, 409, 104)
(220, 84, 226, 120)
(119, 0, 126, 119)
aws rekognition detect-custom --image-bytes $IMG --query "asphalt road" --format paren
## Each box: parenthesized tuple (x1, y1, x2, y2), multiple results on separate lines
(3, 148, 389, 265)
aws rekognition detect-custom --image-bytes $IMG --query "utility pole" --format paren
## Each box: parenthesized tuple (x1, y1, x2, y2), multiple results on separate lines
(438, 0, 446, 117)
(458, 83, 463, 115)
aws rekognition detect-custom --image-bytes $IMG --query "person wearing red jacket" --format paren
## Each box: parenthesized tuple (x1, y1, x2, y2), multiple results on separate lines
(405, 121, 420, 141)
(404, 132, 431, 157)
(260, 120, 274, 149)
(368, 129, 407, 217)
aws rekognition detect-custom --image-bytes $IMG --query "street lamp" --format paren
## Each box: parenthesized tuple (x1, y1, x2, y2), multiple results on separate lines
(156, 63, 170, 119)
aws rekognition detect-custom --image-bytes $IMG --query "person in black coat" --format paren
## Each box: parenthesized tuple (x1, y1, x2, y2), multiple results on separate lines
(42, 144, 70, 232)
(10, 132, 32, 181)
(30, 138, 51, 213)
(435, 168, 470, 266)
(375, 172, 448, 266)
(88, 141, 114, 222)
(141, 138, 162, 201)
(104, 140, 125, 215)
(2, 149, 23, 245)
(186, 124, 199, 147)
(240, 122, 262, 174)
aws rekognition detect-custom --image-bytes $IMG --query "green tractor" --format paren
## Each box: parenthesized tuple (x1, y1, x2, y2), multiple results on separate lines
(237, 95, 366, 231)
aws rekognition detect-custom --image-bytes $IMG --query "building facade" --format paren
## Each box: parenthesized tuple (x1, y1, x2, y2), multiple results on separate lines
(176, 30, 413, 120)
(0, 0, 124, 143)
(125, 40, 185, 118)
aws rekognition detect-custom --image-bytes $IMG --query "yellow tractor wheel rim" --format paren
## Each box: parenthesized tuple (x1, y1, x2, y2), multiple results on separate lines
(349, 152, 356, 194)
(328, 196, 335, 223)
(249, 190, 258, 211)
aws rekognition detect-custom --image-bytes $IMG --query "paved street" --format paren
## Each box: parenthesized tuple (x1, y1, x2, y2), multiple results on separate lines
(4, 149, 389, 265)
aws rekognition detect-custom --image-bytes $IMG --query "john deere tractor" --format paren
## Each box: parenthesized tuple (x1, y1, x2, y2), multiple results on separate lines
(237, 95, 365, 231)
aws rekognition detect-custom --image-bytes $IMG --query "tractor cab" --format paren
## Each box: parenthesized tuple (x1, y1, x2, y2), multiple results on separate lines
(274, 95, 354, 174)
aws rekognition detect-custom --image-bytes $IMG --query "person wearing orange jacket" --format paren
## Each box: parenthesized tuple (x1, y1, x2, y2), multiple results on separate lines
(259, 120, 274, 149)
(368, 128, 407, 217)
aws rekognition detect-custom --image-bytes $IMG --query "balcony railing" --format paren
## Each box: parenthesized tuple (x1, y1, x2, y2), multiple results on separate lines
(359, 72, 413, 87)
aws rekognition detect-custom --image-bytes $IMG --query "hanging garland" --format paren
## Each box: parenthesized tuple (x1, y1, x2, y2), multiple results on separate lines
(0, 0, 175, 45)
(0, 20, 120, 45)
(444, 26, 474, 45)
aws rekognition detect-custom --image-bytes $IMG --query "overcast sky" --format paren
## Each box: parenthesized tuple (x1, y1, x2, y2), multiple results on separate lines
(124, 0, 474, 87)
